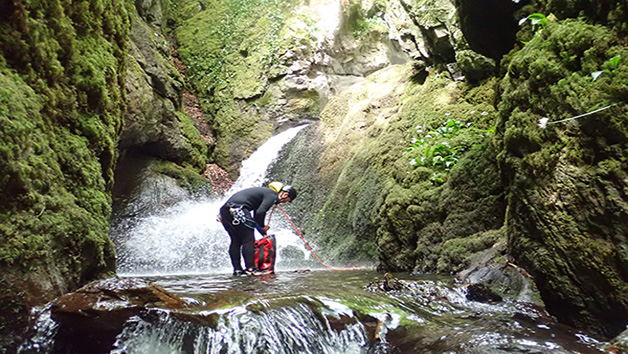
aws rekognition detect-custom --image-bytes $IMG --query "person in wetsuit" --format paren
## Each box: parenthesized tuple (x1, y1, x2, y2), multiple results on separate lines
(219, 184, 297, 275)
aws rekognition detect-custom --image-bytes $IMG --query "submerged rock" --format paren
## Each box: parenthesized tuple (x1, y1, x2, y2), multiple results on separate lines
(465, 283, 503, 303)
(456, 240, 543, 306)
(365, 273, 407, 292)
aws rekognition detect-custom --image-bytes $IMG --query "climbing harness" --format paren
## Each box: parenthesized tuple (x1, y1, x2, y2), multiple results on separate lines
(229, 206, 257, 229)
(269, 206, 361, 272)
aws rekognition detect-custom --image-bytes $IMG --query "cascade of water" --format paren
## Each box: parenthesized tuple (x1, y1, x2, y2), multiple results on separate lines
(109, 300, 369, 354)
(114, 125, 310, 275)
(225, 126, 305, 197)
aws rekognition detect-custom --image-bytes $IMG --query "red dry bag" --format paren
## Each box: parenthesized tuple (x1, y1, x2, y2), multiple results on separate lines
(254, 235, 276, 274)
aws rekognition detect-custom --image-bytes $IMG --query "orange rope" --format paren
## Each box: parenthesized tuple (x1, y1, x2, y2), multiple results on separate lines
(269, 206, 360, 271)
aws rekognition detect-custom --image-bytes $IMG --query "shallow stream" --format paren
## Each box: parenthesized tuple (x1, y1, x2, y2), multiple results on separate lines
(19, 269, 610, 353)
(123, 269, 609, 354)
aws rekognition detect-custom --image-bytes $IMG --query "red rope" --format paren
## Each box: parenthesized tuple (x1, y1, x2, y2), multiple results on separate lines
(269, 206, 360, 271)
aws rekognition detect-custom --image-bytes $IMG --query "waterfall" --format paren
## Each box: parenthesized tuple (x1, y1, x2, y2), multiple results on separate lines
(226, 126, 305, 196)
(109, 300, 369, 354)
(113, 125, 309, 275)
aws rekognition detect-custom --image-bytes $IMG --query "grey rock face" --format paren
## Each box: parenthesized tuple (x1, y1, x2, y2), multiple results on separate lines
(122, 15, 192, 163)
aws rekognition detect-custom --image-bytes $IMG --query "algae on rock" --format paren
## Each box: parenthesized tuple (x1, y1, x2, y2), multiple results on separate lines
(0, 0, 131, 349)
(112, 0, 215, 219)
(268, 64, 505, 272)
(498, 18, 628, 337)
(172, 0, 314, 177)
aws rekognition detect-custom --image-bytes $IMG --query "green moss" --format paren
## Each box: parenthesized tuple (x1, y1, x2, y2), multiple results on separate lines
(498, 17, 628, 337)
(0, 65, 118, 277)
(341, 0, 388, 38)
(171, 0, 322, 175)
(0, 3, 130, 346)
(268, 63, 505, 272)
(362, 72, 505, 272)
(176, 111, 209, 170)
(528, 0, 628, 35)
(258, 89, 275, 107)
(174, 0, 293, 94)
(152, 160, 212, 193)
(499, 20, 623, 172)
(438, 229, 503, 272)
(286, 89, 321, 115)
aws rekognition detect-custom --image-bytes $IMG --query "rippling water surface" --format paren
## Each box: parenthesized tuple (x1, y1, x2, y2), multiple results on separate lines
(111, 269, 608, 354)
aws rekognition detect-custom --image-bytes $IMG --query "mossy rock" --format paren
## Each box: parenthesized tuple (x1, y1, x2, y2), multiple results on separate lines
(498, 19, 628, 337)
(268, 63, 506, 272)
(524, 0, 628, 36)
(0, 0, 130, 349)
(172, 0, 308, 176)
(151, 159, 213, 194)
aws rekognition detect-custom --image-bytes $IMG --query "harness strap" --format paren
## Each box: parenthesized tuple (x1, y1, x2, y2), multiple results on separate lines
(229, 206, 257, 229)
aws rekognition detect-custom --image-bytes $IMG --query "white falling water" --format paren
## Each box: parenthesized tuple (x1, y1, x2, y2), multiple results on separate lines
(226, 125, 305, 197)
(115, 125, 309, 275)
(109, 301, 368, 354)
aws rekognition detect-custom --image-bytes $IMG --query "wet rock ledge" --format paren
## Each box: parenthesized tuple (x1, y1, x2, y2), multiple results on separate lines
(47, 277, 186, 354)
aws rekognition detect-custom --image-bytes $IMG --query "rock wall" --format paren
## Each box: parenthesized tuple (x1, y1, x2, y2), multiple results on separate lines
(269, 0, 628, 339)
(171, 0, 493, 177)
(498, 14, 628, 337)
(172, 0, 321, 177)
(111, 0, 215, 225)
(0, 0, 130, 350)
(121, 1, 210, 171)
(269, 65, 505, 270)
(268, 0, 504, 268)
(0, 0, 214, 350)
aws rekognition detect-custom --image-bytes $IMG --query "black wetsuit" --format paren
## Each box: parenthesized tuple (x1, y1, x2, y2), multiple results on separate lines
(220, 187, 278, 272)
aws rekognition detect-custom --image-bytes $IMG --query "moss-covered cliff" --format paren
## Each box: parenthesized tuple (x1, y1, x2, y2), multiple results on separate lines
(121, 2, 210, 172)
(111, 0, 214, 219)
(269, 65, 504, 269)
(0, 0, 130, 349)
(498, 15, 628, 337)
(170, 0, 315, 177)
(269, 0, 628, 339)
(264, 0, 501, 275)
(0, 0, 213, 350)
(169, 0, 470, 178)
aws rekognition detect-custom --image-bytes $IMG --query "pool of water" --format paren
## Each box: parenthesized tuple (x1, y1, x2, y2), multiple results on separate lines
(120, 269, 608, 354)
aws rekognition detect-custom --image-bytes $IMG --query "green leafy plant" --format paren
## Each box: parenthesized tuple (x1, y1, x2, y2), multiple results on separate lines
(591, 55, 622, 80)
(404, 118, 489, 178)
(519, 13, 548, 31)
(421, 142, 462, 170)
(518, 13, 548, 45)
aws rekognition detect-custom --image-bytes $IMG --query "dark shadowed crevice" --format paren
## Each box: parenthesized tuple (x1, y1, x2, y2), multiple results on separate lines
(455, 0, 529, 60)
